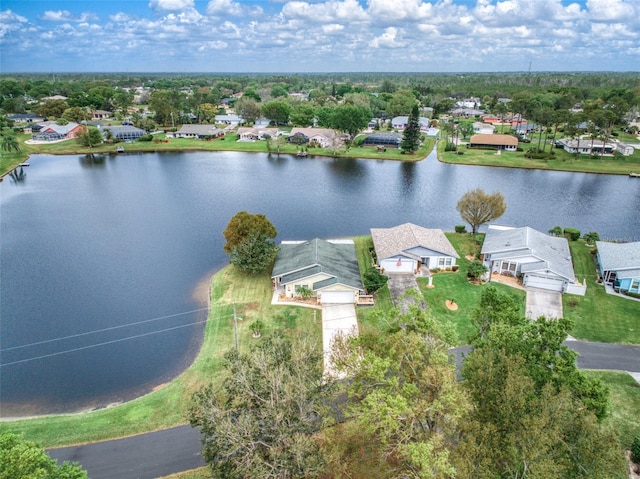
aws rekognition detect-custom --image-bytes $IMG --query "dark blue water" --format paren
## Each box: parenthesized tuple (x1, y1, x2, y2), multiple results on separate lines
(1, 150, 639, 416)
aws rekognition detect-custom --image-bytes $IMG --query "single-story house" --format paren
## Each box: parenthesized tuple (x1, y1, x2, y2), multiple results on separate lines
(32, 122, 83, 141)
(92, 110, 112, 120)
(169, 124, 224, 139)
(451, 108, 485, 118)
(8, 113, 46, 124)
(481, 225, 580, 293)
(468, 134, 518, 151)
(100, 125, 146, 141)
(557, 138, 615, 156)
(391, 116, 431, 131)
(370, 223, 459, 274)
(361, 132, 402, 148)
(271, 238, 364, 304)
(615, 142, 634, 156)
(237, 127, 282, 141)
(512, 123, 540, 136)
(288, 127, 341, 148)
(596, 241, 640, 294)
(473, 122, 495, 134)
(214, 114, 243, 126)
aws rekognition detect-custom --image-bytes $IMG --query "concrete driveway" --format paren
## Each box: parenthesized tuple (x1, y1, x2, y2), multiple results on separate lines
(321, 303, 358, 374)
(386, 273, 426, 313)
(525, 287, 563, 319)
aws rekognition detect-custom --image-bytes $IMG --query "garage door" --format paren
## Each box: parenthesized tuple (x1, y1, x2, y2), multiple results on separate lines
(380, 258, 415, 273)
(525, 274, 564, 292)
(321, 291, 354, 304)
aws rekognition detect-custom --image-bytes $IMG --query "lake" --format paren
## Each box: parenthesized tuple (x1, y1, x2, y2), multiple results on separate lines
(1, 149, 638, 416)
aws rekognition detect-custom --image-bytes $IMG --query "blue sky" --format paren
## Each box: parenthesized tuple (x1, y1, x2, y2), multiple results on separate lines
(1, 0, 639, 73)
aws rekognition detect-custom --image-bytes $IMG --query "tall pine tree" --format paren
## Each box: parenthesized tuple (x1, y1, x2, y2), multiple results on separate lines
(401, 103, 421, 153)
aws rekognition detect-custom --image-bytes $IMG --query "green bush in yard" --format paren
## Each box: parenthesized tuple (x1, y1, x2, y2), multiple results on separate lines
(455, 225, 467, 233)
(631, 436, 640, 463)
(563, 227, 581, 241)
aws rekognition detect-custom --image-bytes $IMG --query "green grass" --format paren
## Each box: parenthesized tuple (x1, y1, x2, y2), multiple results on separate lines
(438, 135, 640, 175)
(587, 371, 640, 448)
(564, 240, 640, 345)
(160, 467, 210, 479)
(1, 266, 320, 447)
(417, 233, 526, 345)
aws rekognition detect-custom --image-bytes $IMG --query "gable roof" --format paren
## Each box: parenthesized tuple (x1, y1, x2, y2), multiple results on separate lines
(596, 241, 640, 276)
(175, 124, 223, 136)
(482, 226, 575, 280)
(289, 127, 339, 141)
(371, 223, 459, 261)
(271, 238, 362, 291)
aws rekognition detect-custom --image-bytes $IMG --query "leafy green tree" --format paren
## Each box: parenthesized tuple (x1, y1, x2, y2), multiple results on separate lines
(466, 259, 488, 283)
(583, 231, 600, 244)
(385, 89, 418, 118)
(0, 431, 88, 479)
(456, 349, 624, 478)
(261, 100, 291, 125)
(62, 106, 89, 124)
(1, 134, 21, 153)
(270, 85, 289, 98)
(76, 126, 103, 148)
(229, 231, 279, 275)
(36, 99, 68, 119)
(290, 102, 316, 127)
(149, 89, 184, 127)
(234, 97, 261, 125)
(331, 306, 466, 478)
(329, 104, 371, 139)
(188, 333, 329, 479)
(223, 211, 277, 254)
(456, 188, 506, 234)
(362, 266, 388, 294)
(401, 103, 421, 153)
(548, 225, 563, 237)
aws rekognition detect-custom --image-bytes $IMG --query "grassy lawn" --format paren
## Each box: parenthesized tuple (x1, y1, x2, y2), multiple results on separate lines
(438, 135, 640, 175)
(588, 371, 640, 448)
(1, 266, 321, 448)
(564, 240, 640, 345)
(418, 233, 526, 345)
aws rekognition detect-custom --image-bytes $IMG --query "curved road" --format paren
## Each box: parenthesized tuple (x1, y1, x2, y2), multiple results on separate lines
(48, 340, 640, 479)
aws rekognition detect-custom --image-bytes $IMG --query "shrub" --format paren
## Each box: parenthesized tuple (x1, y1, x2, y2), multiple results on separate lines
(583, 231, 600, 244)
(452, 265, 460, 272)
(138, 134, 154, 142)
(455, 225, 467, 233)
(563, 227, 581, 241)
(566, 297, 580, 308)
(444, 142, 457, 152)
(631, 436, 640, 464)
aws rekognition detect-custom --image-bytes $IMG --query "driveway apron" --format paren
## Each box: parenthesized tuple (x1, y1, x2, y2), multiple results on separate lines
(321, 303, 358, 375)
(525, 287, 563, 319)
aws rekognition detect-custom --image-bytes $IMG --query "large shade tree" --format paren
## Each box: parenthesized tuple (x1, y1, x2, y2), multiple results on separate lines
(456, 188, 506, 234)
(188, 333, 330, 479)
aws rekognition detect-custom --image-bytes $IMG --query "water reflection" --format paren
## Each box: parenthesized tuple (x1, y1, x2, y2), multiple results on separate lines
(79, 154, 106, 167)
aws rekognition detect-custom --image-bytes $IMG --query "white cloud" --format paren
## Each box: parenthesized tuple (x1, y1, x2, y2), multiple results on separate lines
(367, 0, 433, 22)
(149, 0, 195, 11)
(282, 0, 368, 23)
(369, 26, 405, 48)
(41, 10, 99, 22)
(586, 0, 637, 21)
(206, 0, 263, 17)
(0, 9, 27, 38)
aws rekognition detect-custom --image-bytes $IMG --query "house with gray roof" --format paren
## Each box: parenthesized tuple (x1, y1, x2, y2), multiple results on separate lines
(371, 223, 459, 274)
(100, 125, 146, 141)
(481, 225, 582, 293)
(169, 124, 224, 139)
(596, 241, 640, 295)
(271, 238, 363, 304)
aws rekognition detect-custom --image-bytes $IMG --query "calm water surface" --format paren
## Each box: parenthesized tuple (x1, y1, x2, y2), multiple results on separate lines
(1, 150, 639, 416)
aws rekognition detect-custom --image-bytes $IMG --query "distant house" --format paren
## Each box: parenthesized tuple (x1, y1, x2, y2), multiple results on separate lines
(596, 241, 640, 295)
(169, 124, 224, 139)
(557, 138, 615, 156)
(288, 127, 341, 148)
(271, 238, 364, 304)
(8, 113, 46, 124)
(92, 110, 113, 120)
(100, 125, 146, 141)
(481, 225, 583, 294)
(472, 122, 495, 134)
(236, 127, 282, 141)
(214, 114, 243, 126)
(615, 142, 634, 156)
(371, 223, 459, 274)
(451, 108, 485, 118)
(391, 116, 431, 131)
(32, 122, 83, 141)
(361, 132, 402, 148)
(469, 134, 518, 151)
(512, 123, 540, 136)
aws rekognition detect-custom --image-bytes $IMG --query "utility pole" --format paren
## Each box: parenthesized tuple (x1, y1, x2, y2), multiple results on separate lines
(233, 302, 238, 352)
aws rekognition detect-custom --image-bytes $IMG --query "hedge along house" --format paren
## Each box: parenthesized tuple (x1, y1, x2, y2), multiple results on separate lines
(596, 240, 640, 295)
(468, 133, 518, 151)
(271, 238, 364, 305)
(370, 223, 459, 275)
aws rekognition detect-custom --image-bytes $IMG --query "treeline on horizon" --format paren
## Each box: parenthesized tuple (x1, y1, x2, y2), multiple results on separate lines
(2, 71, 639, 101)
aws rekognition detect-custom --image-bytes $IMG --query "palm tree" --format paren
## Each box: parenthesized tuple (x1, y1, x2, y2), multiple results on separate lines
(1, 134, 21, 154)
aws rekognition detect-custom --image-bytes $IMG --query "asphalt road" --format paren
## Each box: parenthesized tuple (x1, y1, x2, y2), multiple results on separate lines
(48, 340, 640, 479)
